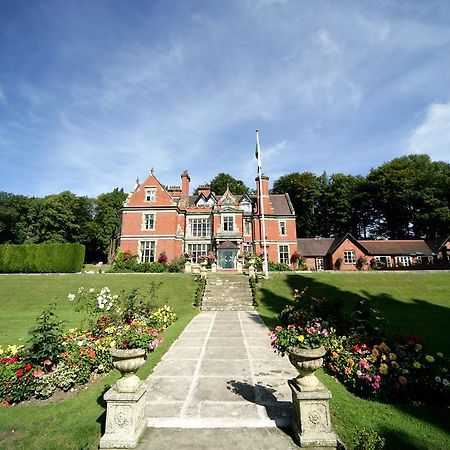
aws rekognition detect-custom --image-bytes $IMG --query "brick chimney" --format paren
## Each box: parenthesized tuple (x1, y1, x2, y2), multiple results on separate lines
(255, 175, 273, 214)
(181, 170, 190, 203)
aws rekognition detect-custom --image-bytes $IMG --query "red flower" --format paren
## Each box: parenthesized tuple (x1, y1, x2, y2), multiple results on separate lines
(25, 363, 32, 371)
(88, 348, 96, 359)
(16, 369, 24, 377)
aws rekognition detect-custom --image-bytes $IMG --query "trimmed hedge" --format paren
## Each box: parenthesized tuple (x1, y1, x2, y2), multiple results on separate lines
(0, 243, 85, 273)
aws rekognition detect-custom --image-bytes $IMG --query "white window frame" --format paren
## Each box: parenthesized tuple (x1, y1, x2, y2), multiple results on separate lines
(278, 245, 289, 264)
(244, 219, 251, 236)
(279, 220, 287, 236)
(187, 243, 210, 263)
(188, 218, 211, 237)
(343, 250, 356, 264)
(142, 213, 155, 230)
(144, 187, 156, 202)
(240, 200, 252, 212)
(139, 241, 156, 263)
(316, 257, 324, 271)
(243, 243, 253, 255)
(223, 216, 234, 232)
(374, 256, 392, 268)
(395, 256, 412, 267)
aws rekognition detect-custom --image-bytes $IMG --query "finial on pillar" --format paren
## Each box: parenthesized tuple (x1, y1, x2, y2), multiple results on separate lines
(150, 167, 154, 175)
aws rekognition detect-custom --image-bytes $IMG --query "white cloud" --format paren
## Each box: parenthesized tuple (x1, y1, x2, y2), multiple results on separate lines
(408, 102, 450, 162)
(315, 29, 341, 55)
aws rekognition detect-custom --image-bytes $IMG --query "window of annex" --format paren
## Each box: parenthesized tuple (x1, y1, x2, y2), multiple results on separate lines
(343, 250, 356, 264)
(187, 243, 210, 263)
(279, 220, 286, 236)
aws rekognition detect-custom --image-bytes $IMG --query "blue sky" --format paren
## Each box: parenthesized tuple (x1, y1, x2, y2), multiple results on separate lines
(1, 0, 449, 197)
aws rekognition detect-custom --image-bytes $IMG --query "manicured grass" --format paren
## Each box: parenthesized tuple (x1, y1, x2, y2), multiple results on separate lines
(0, 273, 198, 449)
(257, 272, 450, 450)
(0, 273, 194, 347)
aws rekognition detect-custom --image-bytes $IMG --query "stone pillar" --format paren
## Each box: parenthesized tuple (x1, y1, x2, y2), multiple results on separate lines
(288, 379, 337, 449)
(200, 265, 207, 278)
(211, 262, 217, 273)
(99, 384, 147, 449)
(184, 261, 192, 274)
(248, 264, 255, 278)
(237, 259, 243, 273)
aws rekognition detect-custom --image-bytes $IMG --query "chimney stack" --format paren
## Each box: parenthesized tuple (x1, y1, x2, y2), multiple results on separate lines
(255, 174, 272, 214)
(181, 170, 190, 203)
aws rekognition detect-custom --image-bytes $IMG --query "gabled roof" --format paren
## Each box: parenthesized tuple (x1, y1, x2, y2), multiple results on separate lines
(297, 238, 335, 256)
(328, 233, 369, 255)
(216, 240, 239, 249)
(359, 240, 433, 256)
(426, 235, 450, 253)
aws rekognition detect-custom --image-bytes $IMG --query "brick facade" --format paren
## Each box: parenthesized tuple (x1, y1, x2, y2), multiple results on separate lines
(119, 170, 297, 269)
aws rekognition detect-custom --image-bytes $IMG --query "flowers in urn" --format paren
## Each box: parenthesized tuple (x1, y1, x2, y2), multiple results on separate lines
(270, 320, 333, 356)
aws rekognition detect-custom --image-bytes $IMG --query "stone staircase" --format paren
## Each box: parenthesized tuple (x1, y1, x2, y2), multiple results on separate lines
(201, 274, 255, 311)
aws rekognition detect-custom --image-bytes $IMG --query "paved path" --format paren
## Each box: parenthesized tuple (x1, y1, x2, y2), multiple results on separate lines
(144, 311, 297, 429)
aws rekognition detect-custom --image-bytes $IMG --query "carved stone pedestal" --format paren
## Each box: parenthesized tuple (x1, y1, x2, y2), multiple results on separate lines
(99, 385, 146, 449)
(289, 379, 337, 449)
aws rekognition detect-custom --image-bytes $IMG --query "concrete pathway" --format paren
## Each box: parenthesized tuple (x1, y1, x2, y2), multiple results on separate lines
(144, 311, 297, 430)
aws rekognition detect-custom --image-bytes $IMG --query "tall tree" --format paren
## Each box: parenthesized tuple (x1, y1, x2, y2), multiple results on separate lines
(207, 173, 250, 195)
(272, 172, 321, 236)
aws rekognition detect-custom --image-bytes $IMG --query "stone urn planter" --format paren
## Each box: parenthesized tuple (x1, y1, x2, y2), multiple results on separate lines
(111, 348, 146, 393)
(287, 346, 326, 390)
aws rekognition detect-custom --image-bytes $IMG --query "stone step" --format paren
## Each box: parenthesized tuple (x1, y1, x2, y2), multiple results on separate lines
(201, 305, 255, 311)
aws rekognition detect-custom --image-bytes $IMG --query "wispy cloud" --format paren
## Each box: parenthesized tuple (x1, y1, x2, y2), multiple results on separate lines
(408, 102, 450, 162)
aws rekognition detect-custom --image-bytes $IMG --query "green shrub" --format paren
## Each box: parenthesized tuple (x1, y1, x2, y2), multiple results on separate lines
(268, 261, 290, 271)
(352, 427, 385, 450)
(0, 243, 85, 273)
(168, 256, 187, 273)
(26, 305, 65, 366)
(147, 262, 167, 273)
(194, 276, 206, 307)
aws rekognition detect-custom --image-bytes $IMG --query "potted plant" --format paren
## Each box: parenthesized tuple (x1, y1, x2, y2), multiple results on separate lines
(270, 321, 332, 389)
(111, 320, 162, 392)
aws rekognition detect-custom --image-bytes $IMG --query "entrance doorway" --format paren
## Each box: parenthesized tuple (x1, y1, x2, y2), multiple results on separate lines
(217, 249, 238, 269)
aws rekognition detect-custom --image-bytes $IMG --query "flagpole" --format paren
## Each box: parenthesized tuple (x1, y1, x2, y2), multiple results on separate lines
(256, 130, 269, 279)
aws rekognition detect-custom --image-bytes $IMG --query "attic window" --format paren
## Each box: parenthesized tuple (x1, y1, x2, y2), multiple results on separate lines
(240, 199, 252, 212)
(145, 187, 156, 202)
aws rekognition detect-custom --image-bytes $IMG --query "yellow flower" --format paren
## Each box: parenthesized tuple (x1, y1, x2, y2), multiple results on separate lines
(389, 353, 397, 361)
(391, 361, 399, 370)
(0, 346, 3, 355)
(415, 344, 423, 351)
(7, 344, 18, 356)
(380, 363, 389, 375)
(298, 335, 305, 343)
(413, 361, 421, 369)
(348, 358, 355, 367)
(425, 355, 435, 363)
(331, 351, 338, 360)
(436, 352, 443, 358)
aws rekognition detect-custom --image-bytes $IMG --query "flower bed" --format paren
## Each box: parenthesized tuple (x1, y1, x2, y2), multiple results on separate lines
(271, 288, 450, 407)
(0, 285, 177, 405)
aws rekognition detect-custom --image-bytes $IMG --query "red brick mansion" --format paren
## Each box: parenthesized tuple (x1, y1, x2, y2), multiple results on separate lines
(119, 169, 298, 270)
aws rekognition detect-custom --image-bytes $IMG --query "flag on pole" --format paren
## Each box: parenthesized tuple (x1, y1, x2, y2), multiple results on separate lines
(255, 129, 262, 168)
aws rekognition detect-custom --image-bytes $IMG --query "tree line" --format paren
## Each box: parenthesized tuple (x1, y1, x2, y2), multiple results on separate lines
(198, 154, 450, 239)
(0, 188, 127, 263)
(1, 154, 449, 263)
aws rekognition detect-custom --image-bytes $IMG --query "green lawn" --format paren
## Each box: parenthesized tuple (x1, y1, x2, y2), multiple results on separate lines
(0, 273, 194, 347)
(0, 273, 198, 449)
(257, 272, 450, 450)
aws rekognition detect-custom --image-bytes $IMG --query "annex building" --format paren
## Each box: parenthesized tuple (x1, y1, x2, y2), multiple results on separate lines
(119, 169, 297, 270)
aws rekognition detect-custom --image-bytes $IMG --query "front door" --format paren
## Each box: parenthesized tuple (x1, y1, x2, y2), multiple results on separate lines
(217, 249, 238, 269)
(316, 257, 324, 271)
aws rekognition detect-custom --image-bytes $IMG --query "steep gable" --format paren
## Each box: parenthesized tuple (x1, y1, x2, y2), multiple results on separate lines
(125, 171, 175, 207)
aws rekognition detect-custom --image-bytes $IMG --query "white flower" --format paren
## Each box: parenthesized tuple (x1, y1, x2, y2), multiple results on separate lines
(78, 287, 84, 294)
(89, 288, 95, 293)
(443, 379, 449, 387)
(67, 293, 75, 301)
(77, 340, 84, 347)
(98, 303, 104, 310)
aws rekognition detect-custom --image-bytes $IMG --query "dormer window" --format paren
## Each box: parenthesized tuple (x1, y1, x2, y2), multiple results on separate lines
(145, 187, 156, 202)
(240, 199, 252, 212)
